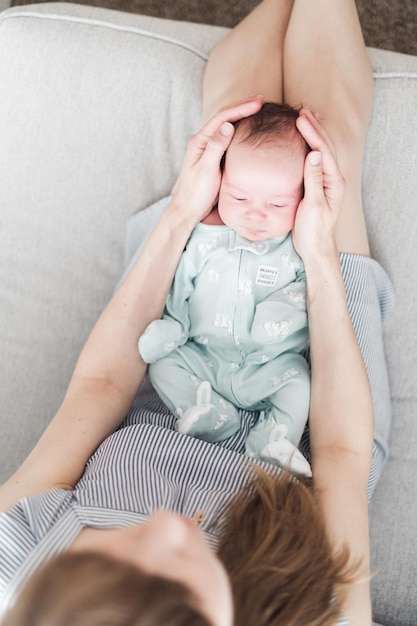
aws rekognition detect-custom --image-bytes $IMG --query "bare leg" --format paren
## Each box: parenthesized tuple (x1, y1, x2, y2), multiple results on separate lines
(284, 0, 373, 255)
(203, 0, 372, 254)
(202, 0, 294, 122)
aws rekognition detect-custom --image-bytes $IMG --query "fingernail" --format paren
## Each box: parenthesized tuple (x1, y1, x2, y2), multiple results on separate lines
(309, 151, 321, 166)
(220, 122, 234, 136)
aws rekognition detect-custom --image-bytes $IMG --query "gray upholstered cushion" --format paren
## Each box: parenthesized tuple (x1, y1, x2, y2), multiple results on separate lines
(0, 4, 416, 625)
(364, 48, 417, 626)
(0, 2, 225, 476)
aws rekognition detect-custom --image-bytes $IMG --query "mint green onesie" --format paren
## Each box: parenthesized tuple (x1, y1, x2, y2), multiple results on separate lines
(139, 223, 311, 476)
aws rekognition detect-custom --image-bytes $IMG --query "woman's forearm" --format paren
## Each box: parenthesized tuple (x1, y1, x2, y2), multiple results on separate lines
(306, 246, 373, 459)
(305, 246, 373, 626)
(73, 197, 196, 401)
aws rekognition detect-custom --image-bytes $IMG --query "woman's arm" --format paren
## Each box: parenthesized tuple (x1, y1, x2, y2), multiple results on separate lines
(0, 98, 263, 512)
(305, 247, 373, 625)
(294, 110, 373, 625)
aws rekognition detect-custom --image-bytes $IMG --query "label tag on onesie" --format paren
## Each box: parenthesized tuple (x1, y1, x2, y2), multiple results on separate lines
(256, 265, 279, 287)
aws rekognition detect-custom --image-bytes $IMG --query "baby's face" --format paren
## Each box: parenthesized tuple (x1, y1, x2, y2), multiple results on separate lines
(218, 138, 305, 241)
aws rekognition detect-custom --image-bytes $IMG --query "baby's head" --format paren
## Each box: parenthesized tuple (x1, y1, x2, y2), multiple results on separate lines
(218, 102, 309, 241)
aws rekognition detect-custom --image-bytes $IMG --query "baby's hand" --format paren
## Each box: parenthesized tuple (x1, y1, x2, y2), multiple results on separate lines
(138, 319, 185, 364)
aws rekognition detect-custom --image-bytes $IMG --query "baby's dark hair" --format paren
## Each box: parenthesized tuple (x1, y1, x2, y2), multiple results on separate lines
(233, 101, 309, 155)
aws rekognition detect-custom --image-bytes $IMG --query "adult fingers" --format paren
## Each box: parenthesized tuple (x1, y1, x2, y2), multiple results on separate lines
(186, 119, 235, 166)
(297, 111, 345, 207)
(296, 111, 338, 175)
(198, 121, 235, 169)
(174, 96, 264, 216)
(298, 108, 336, 153)
(202, 95, 264, 138)
(173, 121, 236, 218)
(303, 151, 326, 204)
(186, 96, 264, 165)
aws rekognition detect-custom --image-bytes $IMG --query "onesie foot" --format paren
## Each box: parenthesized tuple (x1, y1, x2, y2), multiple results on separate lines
(176, 381, 214, 435)
(260, 424, 312, 478)
(175, 381, 239, 442)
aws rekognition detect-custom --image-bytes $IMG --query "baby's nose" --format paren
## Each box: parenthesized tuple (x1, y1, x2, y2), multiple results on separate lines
(246, 203, 267, 219)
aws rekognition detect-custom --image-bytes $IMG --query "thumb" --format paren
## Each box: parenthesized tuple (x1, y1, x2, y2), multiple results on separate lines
(200, 121, 235, 166)
(303, 151, 324, 202)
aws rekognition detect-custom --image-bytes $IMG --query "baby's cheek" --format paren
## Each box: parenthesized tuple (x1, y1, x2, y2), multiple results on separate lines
(273, 212, 296, 236)
(217, 201, 235, 229)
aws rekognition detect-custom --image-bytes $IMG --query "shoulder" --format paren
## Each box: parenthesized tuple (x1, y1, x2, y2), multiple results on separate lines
(0, 488, 77, 606)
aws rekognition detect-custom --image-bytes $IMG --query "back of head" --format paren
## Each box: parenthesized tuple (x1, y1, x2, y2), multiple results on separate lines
(3, 552, 210, 626)
(216, 468, 354, 626)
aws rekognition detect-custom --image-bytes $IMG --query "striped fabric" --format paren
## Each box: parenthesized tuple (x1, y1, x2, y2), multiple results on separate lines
(0, 422, 273, 615)
(0, 199, 394, 624)
(341, 252, 395, 496)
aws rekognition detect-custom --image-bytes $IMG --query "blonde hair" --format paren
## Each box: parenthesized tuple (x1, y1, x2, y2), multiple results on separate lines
(217, 467, 352, 626)
(4, 468, 353, 626)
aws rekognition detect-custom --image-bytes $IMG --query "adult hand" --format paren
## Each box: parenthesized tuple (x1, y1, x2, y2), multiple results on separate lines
(292, 108, 346, 261)
(172, 96, 264, 227)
